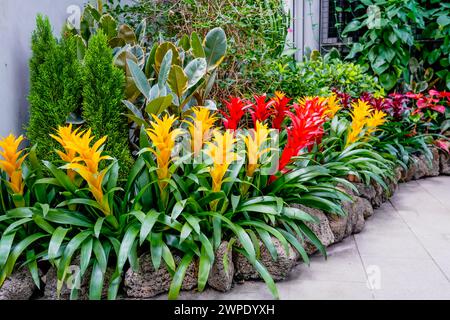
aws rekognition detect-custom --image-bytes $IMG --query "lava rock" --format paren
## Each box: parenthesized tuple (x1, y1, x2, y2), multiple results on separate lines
(413, 155, 431, 180)
(208, 241, 234, 292)
(428, 148, 441, 177)
(291, 204, 335, 255)
(342, 197, 365, 236)
(327, 213, 348, 243)
(43, 264, 113, 300)
(440, 152, 450, 175)
(403, 159, 417, 182)
(353, 182, 377, 204)
(0, 268, 38, 300)
(355, 196, 374, 220)
(394, 166, 404, 183)
(233, 237, 297, 282)
(124, 254, 197, 298)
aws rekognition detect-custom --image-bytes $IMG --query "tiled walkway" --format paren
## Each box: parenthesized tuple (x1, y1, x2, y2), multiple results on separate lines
(171, 176, 450, 300)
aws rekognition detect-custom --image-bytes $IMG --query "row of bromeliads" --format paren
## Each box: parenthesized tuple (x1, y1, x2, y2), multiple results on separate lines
(0, 89, 449, 299)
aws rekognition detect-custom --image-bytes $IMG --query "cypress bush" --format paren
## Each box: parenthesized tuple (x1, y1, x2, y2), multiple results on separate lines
(27, 15, 65, 161)
(82, 30, 133, 175)
(28, 15, 82, 161)
(60, 33, 83, 122)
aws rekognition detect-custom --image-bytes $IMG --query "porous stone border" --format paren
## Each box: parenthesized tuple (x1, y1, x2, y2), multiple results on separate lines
(1, 148, 448, 300)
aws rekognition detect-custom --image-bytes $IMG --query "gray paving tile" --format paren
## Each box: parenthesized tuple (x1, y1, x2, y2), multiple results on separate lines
(291, 237, 368, 283)
(360, 256, 450, 300)
(276, 279, 374, 300)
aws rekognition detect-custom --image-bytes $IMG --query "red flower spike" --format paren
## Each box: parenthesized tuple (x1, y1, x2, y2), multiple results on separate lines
(220, 96, 247, 130)
(247, 94, 275, 127)
(276, 103, 325, 174)
(271, 94, 292, 130)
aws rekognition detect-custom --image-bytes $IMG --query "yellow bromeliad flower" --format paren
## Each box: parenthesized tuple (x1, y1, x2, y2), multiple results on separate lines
(346, 100, 372, 146)
(366, 110, 387, 136)
(54, 127, 111, 215)
(50, 124, 83, 181)
(274, 91, 286, 101)
(146, 114, 184, 192)
(242, 121, 271, 177)
(185, 107, 217, 157)
(205, 130, 238, 193)
(324, 93, 341, 119)
(0, 134, 27, 196)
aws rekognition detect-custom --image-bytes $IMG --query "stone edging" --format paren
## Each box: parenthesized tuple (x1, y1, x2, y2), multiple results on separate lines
(1, 149, 449, 300)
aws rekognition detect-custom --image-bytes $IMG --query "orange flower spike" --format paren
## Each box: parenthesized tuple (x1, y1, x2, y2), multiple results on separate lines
(0, 134, 27, 195)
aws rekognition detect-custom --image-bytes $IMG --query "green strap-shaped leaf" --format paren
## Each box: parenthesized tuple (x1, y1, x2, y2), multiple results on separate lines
(168, 251, 194, 300)
(48, 227, 69, 260)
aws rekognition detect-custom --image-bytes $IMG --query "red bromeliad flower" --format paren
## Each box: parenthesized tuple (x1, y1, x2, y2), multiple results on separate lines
(407, 90, 446, 114)
(220, 96, 247, 130)
(276, 103, 325, 174)
(247, 94, 275, 127)
(271, 92, 292, 130)
(360, 92, 387, 112)
(332, 89, 352, 109)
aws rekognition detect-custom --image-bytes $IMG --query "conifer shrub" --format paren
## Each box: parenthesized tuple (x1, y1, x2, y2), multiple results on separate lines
(28, 16, 83, 161)
(82, 30, 133, 175)
(27, 15, 65, 161)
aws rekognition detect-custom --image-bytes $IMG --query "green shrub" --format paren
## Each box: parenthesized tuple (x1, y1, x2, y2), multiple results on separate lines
(28, 16, 83, 161)
(253, 50, 383, 98)
(27, 15, 65, 161)
(82, 30, 133, 175)
(342, 0, 450, 91)
(105, 0, 290, 100)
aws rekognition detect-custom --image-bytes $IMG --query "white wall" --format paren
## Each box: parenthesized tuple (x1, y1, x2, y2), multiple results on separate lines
(0, 0, 89, 137)
(290, 0, 321, 60)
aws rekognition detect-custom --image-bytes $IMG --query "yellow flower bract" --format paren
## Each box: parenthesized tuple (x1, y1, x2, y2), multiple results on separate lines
(205, 130, 238, 192)
(146, 114, 184, 191)
(52, 125, 111, 215)
(0, 134, 27, 195)
(242, 121, 271, 177)
(346, 100, 387, 146)
(185, 107, 217, 157)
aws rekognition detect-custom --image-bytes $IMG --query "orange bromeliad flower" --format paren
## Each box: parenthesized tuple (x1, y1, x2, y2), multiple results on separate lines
(205, 130, 238, 193)
(50, 124, 83, 181)
(53, 126, 111, 215)
(242, 121, 271, 177)
(146, 114, 184, 192)
(0, 134, 27, 195)
(185, 107, 217, 157)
